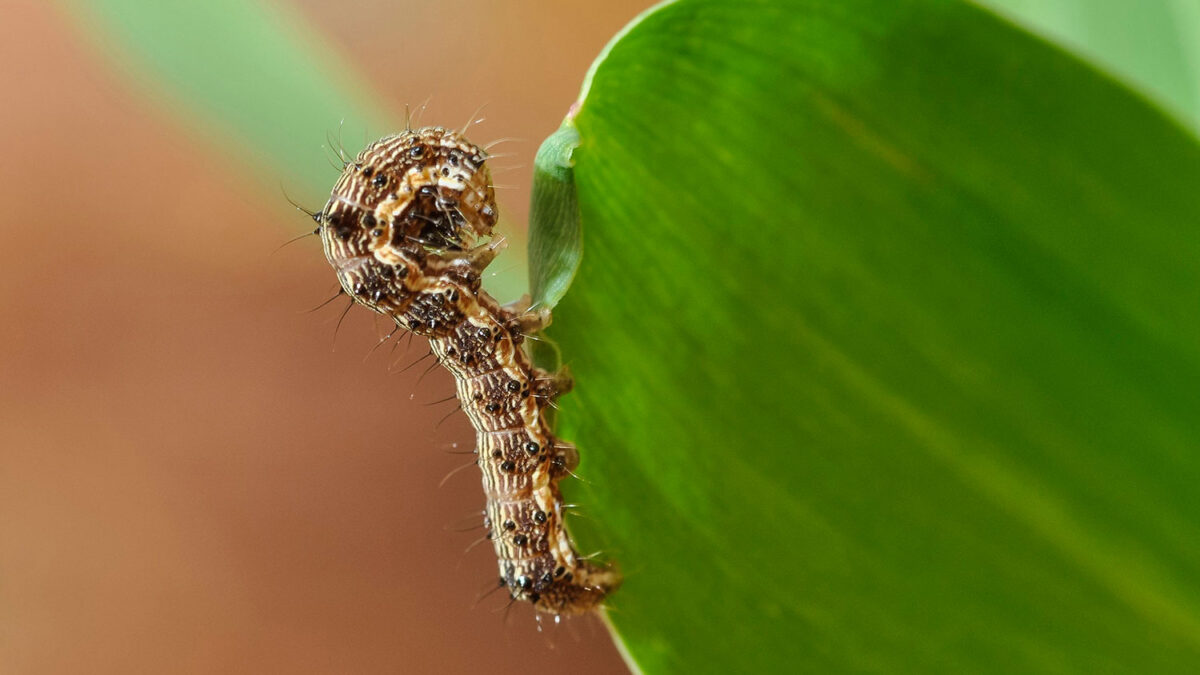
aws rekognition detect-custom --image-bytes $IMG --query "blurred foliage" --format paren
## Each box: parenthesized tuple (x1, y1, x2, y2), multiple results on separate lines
(69, 0, 1200, 672)
(58, 0, 528, 300)
(59, 0, 390, 202)
(976, 0, 1200, 132)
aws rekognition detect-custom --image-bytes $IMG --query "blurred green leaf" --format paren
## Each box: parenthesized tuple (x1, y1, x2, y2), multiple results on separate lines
(976, 0, 1200, 133)
(62, 0, 531, 301)
(57, 0, 390, 204)
(530, 0, 1200, 672)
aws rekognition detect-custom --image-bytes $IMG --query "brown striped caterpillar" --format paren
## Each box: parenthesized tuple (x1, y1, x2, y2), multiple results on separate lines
(313, 126, 619, 615)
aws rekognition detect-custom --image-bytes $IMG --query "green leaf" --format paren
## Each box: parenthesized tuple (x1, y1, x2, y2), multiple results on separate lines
(530, 0, 1200, 672)
(976, 0, 1200, 133)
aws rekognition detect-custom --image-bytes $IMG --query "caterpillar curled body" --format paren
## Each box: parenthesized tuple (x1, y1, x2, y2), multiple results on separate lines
(314, 126, 619, 615)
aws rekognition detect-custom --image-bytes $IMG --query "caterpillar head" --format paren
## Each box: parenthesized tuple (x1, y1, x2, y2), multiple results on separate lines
(318, 127, 497, 304)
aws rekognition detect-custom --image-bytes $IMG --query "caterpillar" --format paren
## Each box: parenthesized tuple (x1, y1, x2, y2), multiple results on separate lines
(312, 126, 619, 615)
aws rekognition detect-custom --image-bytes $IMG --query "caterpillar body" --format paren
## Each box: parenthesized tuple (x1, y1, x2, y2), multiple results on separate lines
(314, 126, 619, 615)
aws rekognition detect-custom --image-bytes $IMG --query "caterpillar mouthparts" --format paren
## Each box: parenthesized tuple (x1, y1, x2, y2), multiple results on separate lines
(314, 126, 619, 615)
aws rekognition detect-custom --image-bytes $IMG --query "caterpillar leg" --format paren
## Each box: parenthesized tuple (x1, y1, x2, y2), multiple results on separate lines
(533, 365, 574, 401)
(465, 235, 507, 271)
(503, 293, 532, 315)
(503, 295, 553, 336)
(551, 440, 580, 476)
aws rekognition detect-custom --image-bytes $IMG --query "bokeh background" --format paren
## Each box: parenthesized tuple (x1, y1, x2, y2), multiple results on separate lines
(0, 1, 646, 672)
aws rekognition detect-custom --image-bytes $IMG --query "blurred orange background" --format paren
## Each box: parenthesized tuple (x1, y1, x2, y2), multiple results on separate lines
(0, 1, 646, 672)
